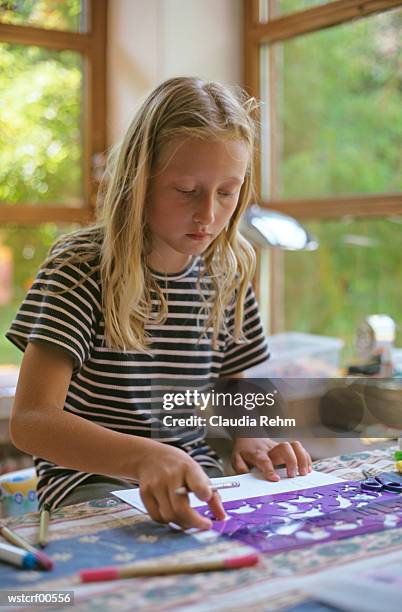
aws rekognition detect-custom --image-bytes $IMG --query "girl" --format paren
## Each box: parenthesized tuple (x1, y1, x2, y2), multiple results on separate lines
(7, 77, 312, 530)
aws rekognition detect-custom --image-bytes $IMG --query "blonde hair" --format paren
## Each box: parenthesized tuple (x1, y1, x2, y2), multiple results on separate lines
(46, 76, 259, 352)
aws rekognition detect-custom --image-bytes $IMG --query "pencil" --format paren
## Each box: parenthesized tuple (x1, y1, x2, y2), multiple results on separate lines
(0, 523, 39, 556)
(0, 542, 48, 571)
(39, 504, 51, 548)
(0, 524, 53, 570)
(80, 553, 260, 582)
(174, 481, 240, 495)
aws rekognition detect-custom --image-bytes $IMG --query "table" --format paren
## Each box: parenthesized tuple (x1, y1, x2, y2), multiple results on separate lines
(1, 446, 401, 611)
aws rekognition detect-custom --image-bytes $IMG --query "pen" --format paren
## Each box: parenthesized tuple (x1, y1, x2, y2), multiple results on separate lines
(38, 504, 51, 548)
(0, 542, 50, 571)
(80, 552, 260, 582)
(174, 481, 240, 495)
(0, 524, 53, 570)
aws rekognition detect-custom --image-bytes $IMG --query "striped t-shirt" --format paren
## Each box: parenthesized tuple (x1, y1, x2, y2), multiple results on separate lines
(6, 243, 269, 509)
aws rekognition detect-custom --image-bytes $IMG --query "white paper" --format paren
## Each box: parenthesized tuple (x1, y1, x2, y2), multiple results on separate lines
(302, 550, 402, 612)
(306, 577, 401, 612)
(112, 469, 343, 514)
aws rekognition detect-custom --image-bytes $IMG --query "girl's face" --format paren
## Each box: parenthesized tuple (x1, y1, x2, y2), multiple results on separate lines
(146, 136, 249, 273)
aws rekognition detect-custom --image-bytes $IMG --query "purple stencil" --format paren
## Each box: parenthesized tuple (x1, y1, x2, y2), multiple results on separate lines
(197, 481, 402, 554)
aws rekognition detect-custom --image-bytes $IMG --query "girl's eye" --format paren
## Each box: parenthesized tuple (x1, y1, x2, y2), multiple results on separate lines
(176, 188, 236, 197)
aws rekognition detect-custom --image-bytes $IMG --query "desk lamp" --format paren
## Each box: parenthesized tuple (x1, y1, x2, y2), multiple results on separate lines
(240, 204, 318, 251)
(240, 204, 318, 332)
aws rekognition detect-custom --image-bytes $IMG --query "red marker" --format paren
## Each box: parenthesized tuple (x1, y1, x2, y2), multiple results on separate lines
(80, 553, 260, 582)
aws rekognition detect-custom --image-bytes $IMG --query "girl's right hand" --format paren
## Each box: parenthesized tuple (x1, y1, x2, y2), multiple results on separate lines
(136, 443, 226, 530)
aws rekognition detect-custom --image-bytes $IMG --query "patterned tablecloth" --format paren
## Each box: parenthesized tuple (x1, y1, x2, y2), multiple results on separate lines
(1, 446, 401, 611)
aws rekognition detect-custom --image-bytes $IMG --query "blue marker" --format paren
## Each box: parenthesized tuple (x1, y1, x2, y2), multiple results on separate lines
(0, 542, 42, 570)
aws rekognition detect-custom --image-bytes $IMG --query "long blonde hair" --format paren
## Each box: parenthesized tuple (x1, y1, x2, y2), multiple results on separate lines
(46, 77, 259, 352)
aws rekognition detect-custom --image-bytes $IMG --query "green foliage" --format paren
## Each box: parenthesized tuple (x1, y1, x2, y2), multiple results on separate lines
(0, 224, 74, 365)
(0, 43, 82, 204)
(0, 38, 83, 364)
(279, 11, 402, 197)
(279, 0, 332, 13)
(0, 0, 81, 31)
(280, 10, 402, 359)
(284, 219, 402, 360)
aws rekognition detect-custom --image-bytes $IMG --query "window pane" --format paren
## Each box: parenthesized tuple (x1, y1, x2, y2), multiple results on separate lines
(259, 0, 336, 22)
(258, 0, 269, 23)
(276, 0, 336, 16)
(270, 9, 402, 198)
(283, 218, 402, 363)
(0, 43, 83, 206)
(0, 0, 85, 32)
(0, 223, 79, 366)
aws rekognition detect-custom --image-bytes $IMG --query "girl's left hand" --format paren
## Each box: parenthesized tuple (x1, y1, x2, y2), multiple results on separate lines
(232, 438, 312, 481)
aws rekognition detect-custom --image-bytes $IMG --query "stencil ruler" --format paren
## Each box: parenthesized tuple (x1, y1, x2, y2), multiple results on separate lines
(198, 478, 402, 554)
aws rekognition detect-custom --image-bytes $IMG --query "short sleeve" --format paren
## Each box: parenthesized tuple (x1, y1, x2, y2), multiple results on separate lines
(6, 256, 101, 375)
(220, 284, 270, 376)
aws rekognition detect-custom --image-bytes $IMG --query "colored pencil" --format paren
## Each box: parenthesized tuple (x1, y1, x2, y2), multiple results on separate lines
(0, 542, 44, 570)
(175, 481, 240, 495)
(38, 504, 51, 548)
(0, 524, 53, 570)
(80, 553, 260, 582)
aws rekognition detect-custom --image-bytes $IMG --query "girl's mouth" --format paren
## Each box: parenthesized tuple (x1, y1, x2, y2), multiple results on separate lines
(186, 233, 211, 241)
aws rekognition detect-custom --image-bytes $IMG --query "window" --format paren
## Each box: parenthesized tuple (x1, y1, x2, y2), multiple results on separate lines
(245, 0, 402, 357)
(0, 0, 84, 31)
(0, 0, 107, 366)
(1, 43, 83, 206)
(0, 223, 79, 366)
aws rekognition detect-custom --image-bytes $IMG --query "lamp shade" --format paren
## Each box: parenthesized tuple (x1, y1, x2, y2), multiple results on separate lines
(240, 204, 318, 251)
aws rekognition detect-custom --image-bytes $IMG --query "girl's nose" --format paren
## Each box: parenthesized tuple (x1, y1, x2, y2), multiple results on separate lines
(193, 194, 215, 226)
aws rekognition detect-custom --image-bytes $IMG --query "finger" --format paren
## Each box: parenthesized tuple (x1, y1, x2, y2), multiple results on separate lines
(253, 451, 280, 482)
(155, 485, 176, 524)
(291, 441, 309, 475)
(140, 488, 164, 523)
(273, 442, 298, 478)
(232, 452, 250, 474)
(307, 451, 313, 472)
(168, 487, 212, 530)
(207, 491, 226, 521)
(185, 464, 214, 504)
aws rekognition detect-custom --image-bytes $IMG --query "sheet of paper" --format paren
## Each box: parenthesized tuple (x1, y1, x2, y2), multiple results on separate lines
(307, 577, 401, 612)
(112, 469, 343, 514)
(303, 550, 402, 612)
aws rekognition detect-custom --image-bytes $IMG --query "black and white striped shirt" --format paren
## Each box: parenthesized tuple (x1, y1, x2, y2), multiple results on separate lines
(6, 243, 269, 509)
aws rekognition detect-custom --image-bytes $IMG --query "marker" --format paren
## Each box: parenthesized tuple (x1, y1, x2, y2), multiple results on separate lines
(80, 553, 260, 582)
(0, 524, 53, 570)
(174, 481, 240, 495)
(0, 542, 46, 570)
(38, 504, 51, 548)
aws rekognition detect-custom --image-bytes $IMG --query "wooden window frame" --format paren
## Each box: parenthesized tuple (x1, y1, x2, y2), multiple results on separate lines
(0, 0, 107, 225)
(244, 0, 402, 220)
(245, 0, 402, 331)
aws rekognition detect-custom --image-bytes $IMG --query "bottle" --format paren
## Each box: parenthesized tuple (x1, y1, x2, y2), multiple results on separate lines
(380, 345, 394, 377)
(394, 435, 402, 473)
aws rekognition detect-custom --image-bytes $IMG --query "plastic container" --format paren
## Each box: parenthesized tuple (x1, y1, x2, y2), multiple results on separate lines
(0, 467, 38, 518)
(264, 332, 344, 378)
(392, 348, 402, 376)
